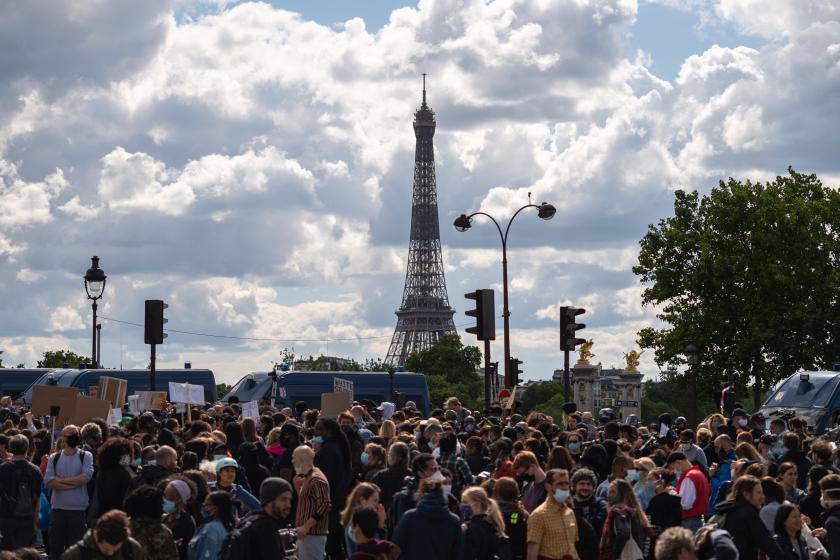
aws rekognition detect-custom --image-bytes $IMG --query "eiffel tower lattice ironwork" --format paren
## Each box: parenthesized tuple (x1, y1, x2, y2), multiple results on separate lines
(384, 76, 457, 367)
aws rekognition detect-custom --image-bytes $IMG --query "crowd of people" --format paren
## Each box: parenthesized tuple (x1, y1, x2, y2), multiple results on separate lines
(1, 392, 840, 560)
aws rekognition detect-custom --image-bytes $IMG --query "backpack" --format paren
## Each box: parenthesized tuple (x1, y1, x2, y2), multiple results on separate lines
(52, 450, 86, 472)
(1, 462, 36, 518)
(220, 514, 263, 560)
(491, 534, 512, 560)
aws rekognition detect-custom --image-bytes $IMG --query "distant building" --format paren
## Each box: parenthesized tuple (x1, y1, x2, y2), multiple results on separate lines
(553, 362, 642, 420)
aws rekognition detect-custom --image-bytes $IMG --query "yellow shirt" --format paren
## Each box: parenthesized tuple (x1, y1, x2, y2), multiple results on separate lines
(527, 497, 579, 560)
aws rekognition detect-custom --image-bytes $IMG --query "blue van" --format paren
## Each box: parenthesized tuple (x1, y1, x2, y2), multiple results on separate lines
(222, 371, 431, 417)
(1, 369, 54, 401)
(759, 370, 840, 435)
(21, 368, 217, 405)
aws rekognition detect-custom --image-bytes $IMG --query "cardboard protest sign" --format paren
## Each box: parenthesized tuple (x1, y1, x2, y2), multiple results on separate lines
(98, 377, 128, 409)
(320, 392, 352, 419)
(134, 391, 167, 411)
(72, 396, 111, 426)
(242, 401, 260, 420)
(168, 382, 204, 405)
(31, 386, 79, 419)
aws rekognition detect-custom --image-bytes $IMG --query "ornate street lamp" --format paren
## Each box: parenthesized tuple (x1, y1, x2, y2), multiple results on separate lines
(454, 199, 556, 388)
(84, 256, 106, 368)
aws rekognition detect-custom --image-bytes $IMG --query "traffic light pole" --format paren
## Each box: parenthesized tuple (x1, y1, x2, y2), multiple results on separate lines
(563, 349, 570, 402)
(149, 343, 156, 391)
(484, 339, 491, 413)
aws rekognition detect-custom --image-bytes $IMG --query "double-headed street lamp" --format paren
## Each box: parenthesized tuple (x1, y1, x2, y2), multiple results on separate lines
(454, 199, 556, 388)
(84, 256, 107, 368)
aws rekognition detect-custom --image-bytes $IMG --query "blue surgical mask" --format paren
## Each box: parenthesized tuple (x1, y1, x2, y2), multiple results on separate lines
(131, 458, 141, 467)
(738, 418, 748, 427)
(147, 460, 157, 466)
(200, 506, 211, 519)
(313, 436, 324, 445)
(163, 499, 176, 513)
(568, 442, 580, 454)
(459, 504, 472, 520)
(712, 422, 722, 430)
(554, 489, 570, 502)
(213, 455, 227, 462)
(627, 469, 640, 482)
(356, 418, 365, 428)
(360, 452, 369, 466)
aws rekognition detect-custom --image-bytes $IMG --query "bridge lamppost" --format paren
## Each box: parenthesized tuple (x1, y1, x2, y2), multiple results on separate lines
(84, 256, 107, 368)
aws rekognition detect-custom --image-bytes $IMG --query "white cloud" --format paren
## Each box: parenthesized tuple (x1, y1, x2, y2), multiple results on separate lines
(0, 162, 68, 228)
(16, 268, 45, 283)
(48, 305, 84, 332)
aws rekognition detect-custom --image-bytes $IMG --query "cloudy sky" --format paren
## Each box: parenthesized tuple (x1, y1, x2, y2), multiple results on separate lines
(1, 0, 839, 386)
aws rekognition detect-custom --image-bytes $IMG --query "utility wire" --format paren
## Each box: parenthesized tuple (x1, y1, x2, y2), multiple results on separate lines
(99, 315, 498, 344)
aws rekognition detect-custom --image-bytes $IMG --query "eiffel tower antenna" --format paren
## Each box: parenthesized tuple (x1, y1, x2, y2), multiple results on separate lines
(384, 76, 456, 367)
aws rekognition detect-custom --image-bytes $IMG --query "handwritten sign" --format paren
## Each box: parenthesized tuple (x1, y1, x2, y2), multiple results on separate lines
(333, 377, 354, 398)
(242, 401, 260, 420)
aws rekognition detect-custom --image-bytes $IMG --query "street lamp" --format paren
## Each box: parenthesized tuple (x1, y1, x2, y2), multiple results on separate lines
(84, 256, 107, 368)
(454, 199, 556, 388)
(683, 343, 699, 427)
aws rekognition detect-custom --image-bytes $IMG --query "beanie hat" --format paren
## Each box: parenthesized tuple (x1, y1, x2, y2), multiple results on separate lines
(259, 477, 292, 505)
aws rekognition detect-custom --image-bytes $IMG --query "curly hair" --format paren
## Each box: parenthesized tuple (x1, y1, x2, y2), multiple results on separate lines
(123, 486, 164, 520)
(97, 437, 132, 470)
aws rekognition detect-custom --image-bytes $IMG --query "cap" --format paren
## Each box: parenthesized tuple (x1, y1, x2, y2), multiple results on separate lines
(404, 401, 417, 410)
(215, 458, 239, 473)
(259, 477, 292, 505)
(376, 402, 395, 419)
(666, 451, 687, 466)
(732, 408, 748, 418)
(581, 412, 594, 421)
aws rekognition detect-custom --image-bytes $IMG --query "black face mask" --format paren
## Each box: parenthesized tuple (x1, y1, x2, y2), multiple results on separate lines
(65, 434, 80, 448)
(519, 474, 535, 483)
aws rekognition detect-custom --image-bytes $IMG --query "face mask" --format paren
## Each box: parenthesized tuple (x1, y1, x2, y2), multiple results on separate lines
(360, 452, 369, 466)
(627, 469, 640, 482)
(213, 455, 227, 462)
(355, 418, 365, 428)
(738, 419, 748, 427)
(712, 422, 722, 430)
(443, 484, 452, 497)
(65, 434, 80, 448)
(674, 469, 682, 479)
(200, 506, 211, 519)
(465, 424, 474, 433)
(313, 436, 324, 445)
(147, 460, 157, 466)
(569, 442, 580, 454)
(429, 470, 445, 482)
(820, 497, 828, 509)
(120, 455, 131, 467)
(459, 504, 472, 520)
(131, 458, 141, 467)
(163, 500, 176, 513)
(554, 489, 570, 502)
(294, 465, 304, 475)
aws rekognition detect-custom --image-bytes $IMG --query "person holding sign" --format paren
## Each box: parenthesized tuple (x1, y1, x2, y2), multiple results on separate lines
(44, 425, 95, 560)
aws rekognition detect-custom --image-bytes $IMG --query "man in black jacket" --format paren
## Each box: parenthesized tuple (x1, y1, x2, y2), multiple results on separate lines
(313, 418, 351, 560)
(0, 435, 43, 549)
(716, 475, 785, 560)
(244, 477, 293, 559)
(779, 432, 813, 490)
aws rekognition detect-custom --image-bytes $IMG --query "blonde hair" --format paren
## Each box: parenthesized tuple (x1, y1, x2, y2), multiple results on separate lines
(609, 479, 650, 528)
(462, 486, 506, 537)
(340, 482, 380, 526)
(379, 420, 396, 441)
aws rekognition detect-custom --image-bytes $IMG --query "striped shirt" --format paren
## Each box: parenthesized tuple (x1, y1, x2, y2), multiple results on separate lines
(296, 467, 331, 535)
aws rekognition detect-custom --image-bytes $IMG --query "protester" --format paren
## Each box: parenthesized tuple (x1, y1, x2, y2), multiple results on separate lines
(123, 486, 178, 560)
(717, 475, 786, 560)
(491, 477, 529, 560)
(599, 479, 649, 560)
(59, 509, 145, 560)
(392, 479, 463, 560)
(526, 468, 579, 560)
(340, 483, 385, 555)
(187, 491, 235, 560)
(292, 445, 331, 560)
(0, 434, 43, 550)
(346, 507, 399, 560)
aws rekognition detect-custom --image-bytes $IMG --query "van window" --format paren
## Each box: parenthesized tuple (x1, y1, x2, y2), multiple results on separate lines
(768, 375, 840, 408)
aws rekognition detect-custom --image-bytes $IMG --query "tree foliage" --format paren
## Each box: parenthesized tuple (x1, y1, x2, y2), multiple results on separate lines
(405, 334, 483, 410)
(634, 169, 840, 407)
(520, 381, 564, 414)
(216, 383, 232, 399)
(37, 349, 92, 368)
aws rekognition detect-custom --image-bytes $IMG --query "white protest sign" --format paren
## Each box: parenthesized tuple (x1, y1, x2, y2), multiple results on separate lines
(333, 377, 354, 399)
(108, 408, 123, 425)
(127, 395, 141, 415)
(242, 401, 260, 420)
(168, 382, 204, 405)
(175, 403, 186, 413)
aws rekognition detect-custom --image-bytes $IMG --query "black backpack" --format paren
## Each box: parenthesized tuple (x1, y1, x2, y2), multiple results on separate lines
(1, 462, 37, 518)
(220, 514, 263, 560)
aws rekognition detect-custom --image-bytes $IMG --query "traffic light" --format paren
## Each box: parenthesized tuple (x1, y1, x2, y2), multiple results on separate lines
(507, 357, 523, 387)
(144, 299, 168, 345)
(560, 306, 586, 351)
(464, 289, 495, 341)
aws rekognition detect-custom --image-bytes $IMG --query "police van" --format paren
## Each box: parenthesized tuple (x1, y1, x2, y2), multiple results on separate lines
(759, 369, 840, 435)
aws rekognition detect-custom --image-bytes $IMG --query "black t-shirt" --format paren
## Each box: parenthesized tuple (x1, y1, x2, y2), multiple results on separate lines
(0, 458, 43, 517)
(245, 513, 289, 560)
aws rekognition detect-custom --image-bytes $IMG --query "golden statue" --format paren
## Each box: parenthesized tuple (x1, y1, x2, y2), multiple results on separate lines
(623, 350, 644, 372)
(577, 339, 595, 365)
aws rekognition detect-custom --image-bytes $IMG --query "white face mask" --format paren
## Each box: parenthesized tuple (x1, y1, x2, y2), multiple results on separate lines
(443, 484, 452, 497)
(429, 470, 445, 482)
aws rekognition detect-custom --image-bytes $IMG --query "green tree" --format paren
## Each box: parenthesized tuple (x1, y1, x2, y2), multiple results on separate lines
(634, 169, 840, 409)
(405, 334, 483, 409)
(216, 383, 232, 399)
(37, 349, 92, 368)
(520, 381, 564, 414)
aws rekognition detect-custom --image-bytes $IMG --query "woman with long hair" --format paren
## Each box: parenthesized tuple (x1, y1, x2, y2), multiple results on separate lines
(492, 477, 528, 560)
(736, 442, 765, 463)
(772, 504, 812, 560)
(340, 482, 386, 555)
(546, 445, 575, 471)
(163, 477, 198, 560)
(236, 441, 270, 493)
(777, 462, 806, 504)
(379, 420, 396, 443)
(599, 479, 650, 560)
(361, 442, 387, 483)
(188, 491, 237, 560)
(90, 437, 133, 521)
(461, 486, 509, 560)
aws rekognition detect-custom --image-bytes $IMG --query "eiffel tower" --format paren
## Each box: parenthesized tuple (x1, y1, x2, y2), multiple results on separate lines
(384, 76, 457, 367)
